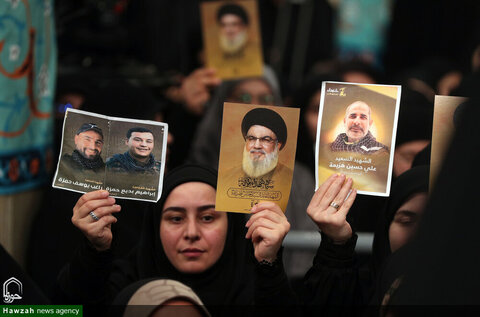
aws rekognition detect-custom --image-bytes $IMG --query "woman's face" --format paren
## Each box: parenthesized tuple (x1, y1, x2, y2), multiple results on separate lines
(160, 182, 228, 273)
(389, 192, 428, 253)
(229, 79, 275, 105)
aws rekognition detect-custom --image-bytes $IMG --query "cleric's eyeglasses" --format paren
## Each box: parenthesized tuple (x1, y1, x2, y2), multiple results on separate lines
(234, 93, 275, 105)
(245, 135, 277, 145)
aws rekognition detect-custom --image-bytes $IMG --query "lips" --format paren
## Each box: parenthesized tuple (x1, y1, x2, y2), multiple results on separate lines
(349, 127, 363, 133)
(181, 248, 205, 258)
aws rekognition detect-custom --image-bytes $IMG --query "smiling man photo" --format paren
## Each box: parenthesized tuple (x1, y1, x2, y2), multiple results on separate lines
(106, 127, 160, 174)
(62, 123, 105, 172)
(330, 100, 388, 154)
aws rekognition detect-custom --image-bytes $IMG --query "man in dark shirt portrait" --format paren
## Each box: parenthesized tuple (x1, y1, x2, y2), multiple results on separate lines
(62, 123, 105, 172)
(106, 127, 160, 174)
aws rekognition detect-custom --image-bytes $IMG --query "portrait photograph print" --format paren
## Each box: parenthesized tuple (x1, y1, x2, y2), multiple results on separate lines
(52, 108, 168, 202)
(316, 81, 401, 196)
(200, 0, 263, 79)
(216, 102, 299, 213)
(430, 95, 468, 189)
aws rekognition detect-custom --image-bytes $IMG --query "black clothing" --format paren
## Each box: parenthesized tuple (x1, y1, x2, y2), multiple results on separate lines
(62, 150, 105, 172)
(371, 166, 429, 275)
(330, 131, 388, 154)
(106, 151, 160, 173)
(391, 88, 480, 306)
(304, 166, 429, 311)
(0, 244, 49, 304)
(27, 188, 150, 299)
(57, 164, 295, 314)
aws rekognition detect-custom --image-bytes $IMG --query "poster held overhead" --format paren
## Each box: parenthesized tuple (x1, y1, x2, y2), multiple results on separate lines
(315, 81, 401, 197)
(53, 108, 168, 202)
(216, 103, 299, 213)
(200, 0, 264, 80)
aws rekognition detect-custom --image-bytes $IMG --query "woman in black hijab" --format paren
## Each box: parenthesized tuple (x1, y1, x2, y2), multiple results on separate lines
(57, 164, 294, 314)
(303, 165, 429, 311)
(370, 165, 429, 277)
(382, 80, 480, 310)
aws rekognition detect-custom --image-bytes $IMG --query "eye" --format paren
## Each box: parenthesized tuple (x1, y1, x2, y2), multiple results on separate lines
(163, 212, 184, 224)
(169, 216, 183, 223)
(201, 214, 214, 223)
(394, 214, 417, 226)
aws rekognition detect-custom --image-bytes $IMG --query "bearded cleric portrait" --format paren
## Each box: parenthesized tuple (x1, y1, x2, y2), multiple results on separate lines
(200, 0, 263, 79)
(216, 103, 299, 213)
(316, 82, 401, 196)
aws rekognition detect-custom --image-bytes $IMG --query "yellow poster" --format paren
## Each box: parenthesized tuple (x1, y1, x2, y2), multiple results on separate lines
(315, 82, 401, 196)
(216, 103, 299, 213)
(200, 0, 263, 79)
(430, 95, 468, 189)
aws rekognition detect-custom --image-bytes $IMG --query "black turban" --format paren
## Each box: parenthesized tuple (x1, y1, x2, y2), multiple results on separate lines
(216, 3, 249, 25)
(241, 108, 287, 150)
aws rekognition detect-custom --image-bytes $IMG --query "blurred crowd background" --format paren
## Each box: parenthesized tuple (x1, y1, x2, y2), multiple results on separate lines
(2, 0, 480, 302)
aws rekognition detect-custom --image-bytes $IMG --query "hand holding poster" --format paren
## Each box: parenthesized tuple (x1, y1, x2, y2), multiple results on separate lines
(200, 0, 263, 79)
(216, 103, 299, 213)
(52, 109, 168, 202)
(315, 82, 401, 196)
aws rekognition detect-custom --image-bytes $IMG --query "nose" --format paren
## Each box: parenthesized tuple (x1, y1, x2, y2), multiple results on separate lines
(86, 139, 95, 149)
(253, 138, 263, 148)
(184, 218, 200, 242)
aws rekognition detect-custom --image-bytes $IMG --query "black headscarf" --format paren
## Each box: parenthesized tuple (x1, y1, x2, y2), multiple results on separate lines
(133, 164, 253, 308)
(391, 86, 480, 306)
(371, 165, 429, 276)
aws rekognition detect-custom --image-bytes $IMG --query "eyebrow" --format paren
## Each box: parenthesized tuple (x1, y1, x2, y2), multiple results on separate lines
(133, 137, 153, 141)
(84, 135, 104, 142)
(395, 210, 418, 217)
(162, 205, 216, 213)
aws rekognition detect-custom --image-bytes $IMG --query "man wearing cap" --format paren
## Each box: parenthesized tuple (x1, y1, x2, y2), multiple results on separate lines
(330, 101, 388, 154)
(217, 3, 250, 58)
(62, 123, 105, 172)
(223, 108, 293, 195)
(106, 127, 160, 174)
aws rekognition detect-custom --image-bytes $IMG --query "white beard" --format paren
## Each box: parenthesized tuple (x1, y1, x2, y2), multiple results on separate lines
(219, 31, 248, 55)
(242, 146, 279, 178)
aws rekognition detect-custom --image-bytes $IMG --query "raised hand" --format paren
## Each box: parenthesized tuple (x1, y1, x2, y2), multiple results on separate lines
(180, 67, 221, 116)
(245, 201, 290, 263)
(307, 174, 357, 243)
(71, 190, 121, 251)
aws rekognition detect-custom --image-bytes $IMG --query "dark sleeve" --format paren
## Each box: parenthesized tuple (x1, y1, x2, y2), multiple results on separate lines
(303, 232, 368, 312)
(253, 248, 299, 307)
(55, 239, 137, 306)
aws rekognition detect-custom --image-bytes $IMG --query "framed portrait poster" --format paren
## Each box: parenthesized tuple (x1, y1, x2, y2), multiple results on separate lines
(200, 0, 264, 79)
(315, 81, 401, 196)
(216, 103, 299, 213)
(52, 108, 168, 202)
(430, 95, 468, 189)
